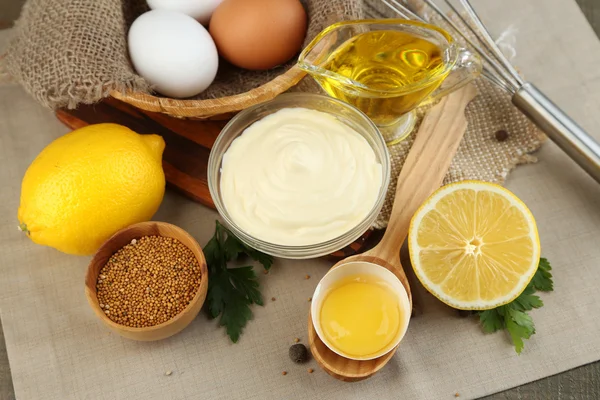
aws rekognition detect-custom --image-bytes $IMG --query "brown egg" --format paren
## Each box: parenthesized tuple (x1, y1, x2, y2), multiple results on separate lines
(209, 0, 307, 70)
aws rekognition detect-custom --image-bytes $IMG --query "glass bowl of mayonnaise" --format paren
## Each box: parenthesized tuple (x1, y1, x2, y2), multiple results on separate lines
(207, 92, 390, 259)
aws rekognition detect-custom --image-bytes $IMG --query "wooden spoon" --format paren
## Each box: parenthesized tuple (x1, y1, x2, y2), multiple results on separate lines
(308, 84, 478, 382)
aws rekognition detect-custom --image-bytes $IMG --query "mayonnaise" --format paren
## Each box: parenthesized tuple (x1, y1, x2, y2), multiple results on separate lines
(220, 107, 382, 246)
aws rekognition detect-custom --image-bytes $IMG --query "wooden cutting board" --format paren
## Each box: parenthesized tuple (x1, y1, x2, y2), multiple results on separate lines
(55, 97, 373, 258)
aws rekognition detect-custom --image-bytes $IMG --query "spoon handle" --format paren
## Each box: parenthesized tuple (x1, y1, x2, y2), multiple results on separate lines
(371, 84, 478, 261)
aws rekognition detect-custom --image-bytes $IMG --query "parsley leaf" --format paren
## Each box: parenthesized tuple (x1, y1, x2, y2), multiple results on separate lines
(479, 309, 504, 333)
(218, 221, 273, 270)
(505, 318, 530, 354)
(223, 233, 246, 261)
(219, 290, 252, 343)
(243, 247, 273, 271)
(531, 258, 553, 292)
(477, 257, 554, 354)
(206, 269, 228, 318)
(203, 234, 223, 270)
(203, 221, 273, 343)
(228, 266, 264, 306)
(508, 308, 535, 334)
(511, 286, 543, 312)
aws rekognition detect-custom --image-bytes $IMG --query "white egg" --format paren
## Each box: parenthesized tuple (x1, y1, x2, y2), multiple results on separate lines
(128, 10, 218, 98)
(147, 0, 223, 25)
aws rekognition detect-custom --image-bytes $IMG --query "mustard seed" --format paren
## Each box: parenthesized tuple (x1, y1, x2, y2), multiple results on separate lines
(96, 236, 201, 328)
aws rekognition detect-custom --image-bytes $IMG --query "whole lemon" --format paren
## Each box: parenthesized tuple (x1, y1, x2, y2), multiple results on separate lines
(18, 123, 166, 255)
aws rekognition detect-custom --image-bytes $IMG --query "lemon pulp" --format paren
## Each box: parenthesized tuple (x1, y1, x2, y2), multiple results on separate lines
(319, 274, 401, 358)
(408, 180, 540, 310)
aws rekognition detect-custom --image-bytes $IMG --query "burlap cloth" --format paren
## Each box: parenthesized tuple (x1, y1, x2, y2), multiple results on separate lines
(3, 0, 546, 230)
(2, 1, 600, 399)
(370, 76, 545, 228)
(3, 0, 363, 109)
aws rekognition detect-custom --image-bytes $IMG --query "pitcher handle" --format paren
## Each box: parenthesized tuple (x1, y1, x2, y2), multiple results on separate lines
(419, 48, 482, 107)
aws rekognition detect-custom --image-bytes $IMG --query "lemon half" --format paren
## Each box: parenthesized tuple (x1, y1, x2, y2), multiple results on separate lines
(408, 181, 540, 310)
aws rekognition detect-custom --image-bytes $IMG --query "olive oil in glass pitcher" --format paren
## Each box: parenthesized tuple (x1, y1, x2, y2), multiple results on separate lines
(298, 19, 482, 145)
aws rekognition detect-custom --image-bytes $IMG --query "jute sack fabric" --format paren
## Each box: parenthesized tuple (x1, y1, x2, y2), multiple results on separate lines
(4, 0, 363, 109)
(372, 77, 545, 228)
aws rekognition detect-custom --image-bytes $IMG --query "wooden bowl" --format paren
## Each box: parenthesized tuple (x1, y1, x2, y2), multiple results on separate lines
(85, 221, 209, 341)
(109, 65, 306, 120)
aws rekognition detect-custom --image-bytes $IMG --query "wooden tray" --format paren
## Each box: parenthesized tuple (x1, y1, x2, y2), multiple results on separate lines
(55, 97, 373, 258)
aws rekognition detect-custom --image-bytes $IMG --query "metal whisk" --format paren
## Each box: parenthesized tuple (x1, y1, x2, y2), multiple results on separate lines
(368, 0, 600, 184)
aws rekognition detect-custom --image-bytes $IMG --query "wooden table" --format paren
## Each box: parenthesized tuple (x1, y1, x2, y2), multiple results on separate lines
(0, 1, 599, 398)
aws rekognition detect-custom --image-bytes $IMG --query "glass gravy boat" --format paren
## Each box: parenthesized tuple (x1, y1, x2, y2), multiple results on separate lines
(298, 19, 482, 145)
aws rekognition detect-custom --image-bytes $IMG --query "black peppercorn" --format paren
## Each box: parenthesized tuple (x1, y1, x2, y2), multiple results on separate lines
(495, 130, 509, 142)
(289, 344, 309, 363)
